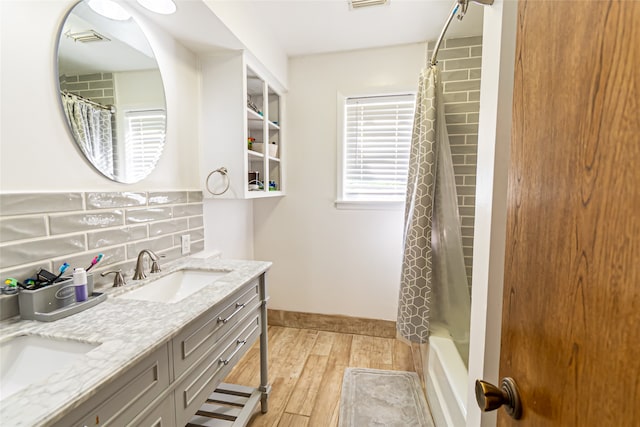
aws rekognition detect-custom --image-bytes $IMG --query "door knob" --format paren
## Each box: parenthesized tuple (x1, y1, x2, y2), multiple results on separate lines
(475, 377, 522, 419)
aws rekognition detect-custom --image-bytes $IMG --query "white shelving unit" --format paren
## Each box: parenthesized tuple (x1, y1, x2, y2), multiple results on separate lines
(201, 52, 285, 199)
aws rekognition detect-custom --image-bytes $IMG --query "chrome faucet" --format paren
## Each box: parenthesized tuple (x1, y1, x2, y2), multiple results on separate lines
(133, 249, 162, 280)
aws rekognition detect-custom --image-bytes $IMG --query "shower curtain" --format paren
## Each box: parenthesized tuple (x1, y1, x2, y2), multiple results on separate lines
(397, 65, 471, 362)
(62, 93, 114, 176)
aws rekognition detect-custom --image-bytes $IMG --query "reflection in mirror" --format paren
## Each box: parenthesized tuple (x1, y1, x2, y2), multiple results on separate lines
(57, 0, 167, 184)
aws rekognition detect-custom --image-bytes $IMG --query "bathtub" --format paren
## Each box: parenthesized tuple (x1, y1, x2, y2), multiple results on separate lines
(426, 334, 468, 427)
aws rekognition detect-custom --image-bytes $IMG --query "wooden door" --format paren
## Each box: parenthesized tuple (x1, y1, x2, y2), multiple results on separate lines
(498, 0, 639, 425)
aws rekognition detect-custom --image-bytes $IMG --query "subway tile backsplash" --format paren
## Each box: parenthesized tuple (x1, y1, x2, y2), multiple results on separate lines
(88, 225, 148, 249)
(1, 235, 86, 269)
(125, 207, 173, 224)
(149, 191, 188, 205)
(49, 210, 125, 234)
(86, 192, 147, 209)
(0, 193, 84, 216)
(0, 191, 205, 320)
(0, 217, 47, 243)
(149, 219, 189, 237)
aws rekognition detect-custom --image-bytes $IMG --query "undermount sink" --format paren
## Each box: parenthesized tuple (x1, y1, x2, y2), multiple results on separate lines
(118, 269, 231, 303)
(0, 335, 99, 401)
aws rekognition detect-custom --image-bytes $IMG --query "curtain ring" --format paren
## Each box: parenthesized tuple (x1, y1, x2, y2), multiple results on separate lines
(206, 167, 230, 195)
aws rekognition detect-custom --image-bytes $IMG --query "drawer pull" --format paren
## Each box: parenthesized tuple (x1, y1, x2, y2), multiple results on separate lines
(219, 340, 247, 365)
(217, 303, 246, 324)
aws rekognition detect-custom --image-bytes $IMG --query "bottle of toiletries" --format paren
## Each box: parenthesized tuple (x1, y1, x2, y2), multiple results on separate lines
(73, 267, 88, 302)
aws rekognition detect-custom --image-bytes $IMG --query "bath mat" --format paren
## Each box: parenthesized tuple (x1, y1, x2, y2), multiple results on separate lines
(339, 368, 434, 427)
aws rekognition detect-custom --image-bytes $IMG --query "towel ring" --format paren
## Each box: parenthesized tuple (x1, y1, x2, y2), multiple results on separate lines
(206, 167, 230, 195)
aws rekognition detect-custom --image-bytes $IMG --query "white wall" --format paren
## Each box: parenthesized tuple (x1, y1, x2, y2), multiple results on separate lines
(0, 0, 199, 192)
(0, 0, 254, 260)
(466, 0, 518, 425)
(114, 69, 165, 158)
(253, 43, 427, 321)
(202, 0, 288, 89)
(114, 69, 165, 108)
(203, 200, 254, 259)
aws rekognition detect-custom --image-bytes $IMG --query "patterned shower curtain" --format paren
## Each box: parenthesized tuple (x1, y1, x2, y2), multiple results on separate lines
(397, 65, 439, 342)
(397, 64, 471, 352)
(62, 93, 114, 177)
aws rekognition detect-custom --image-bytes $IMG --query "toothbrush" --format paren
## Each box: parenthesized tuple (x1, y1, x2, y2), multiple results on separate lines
(2, 278, 20, 294)
(85, 253, 104, 272)
(48, 262, 70, 285)
(8, 278, 29, 290)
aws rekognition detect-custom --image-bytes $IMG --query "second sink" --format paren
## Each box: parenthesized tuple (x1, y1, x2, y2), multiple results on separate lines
(0, 335, 99, 401)
(118, 269, 231, 303)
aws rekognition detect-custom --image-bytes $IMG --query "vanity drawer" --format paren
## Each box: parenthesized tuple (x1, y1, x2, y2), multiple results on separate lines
(54, 344, 171, 427)
(129, 394, 176, 427)
(172, 279, 259, 379)
(174, 311, 261, 426)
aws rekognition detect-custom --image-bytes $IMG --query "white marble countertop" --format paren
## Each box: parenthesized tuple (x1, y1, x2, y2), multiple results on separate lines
(0, 256, 271, 427)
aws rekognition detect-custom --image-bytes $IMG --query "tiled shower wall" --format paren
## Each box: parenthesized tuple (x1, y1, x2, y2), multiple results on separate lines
(0, 191, 205, 319)
(435, 35, 482, 288)
(59, 73, 120, 174)
(59, 72, 116, 106)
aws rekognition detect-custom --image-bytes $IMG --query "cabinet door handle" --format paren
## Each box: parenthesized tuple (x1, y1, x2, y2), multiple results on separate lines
(217, 303, 246, 324)
(219, 340, 247, 365)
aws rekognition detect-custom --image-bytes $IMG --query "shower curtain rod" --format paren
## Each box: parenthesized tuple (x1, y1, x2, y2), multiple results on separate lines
(430, 0, 494, 67)
(60, 90, 115, 113)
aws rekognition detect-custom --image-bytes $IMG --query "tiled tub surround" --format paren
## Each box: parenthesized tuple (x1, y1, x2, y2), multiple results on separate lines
(0, 191, 205, 320)
(0, 256, 271, 427)
(433, 36, 482, 288)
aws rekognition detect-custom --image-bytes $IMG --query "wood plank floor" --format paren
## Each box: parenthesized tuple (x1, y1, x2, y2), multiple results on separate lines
(223, 325, 417, 427)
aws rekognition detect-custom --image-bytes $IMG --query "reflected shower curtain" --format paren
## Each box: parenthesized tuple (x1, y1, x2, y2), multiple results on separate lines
(397, 65, 471, 361)
(62, 93, 114, 176)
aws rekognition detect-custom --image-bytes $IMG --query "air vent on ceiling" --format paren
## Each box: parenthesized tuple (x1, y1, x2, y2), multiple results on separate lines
(349, 0, 389, 9)
(65, 30, 111, 43)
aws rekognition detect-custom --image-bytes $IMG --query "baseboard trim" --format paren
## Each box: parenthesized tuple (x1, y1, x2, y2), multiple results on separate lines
(267, 309, 397, 338)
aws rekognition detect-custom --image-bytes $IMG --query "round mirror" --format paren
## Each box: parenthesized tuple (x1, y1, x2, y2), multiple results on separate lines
(57, 0, 167, 183)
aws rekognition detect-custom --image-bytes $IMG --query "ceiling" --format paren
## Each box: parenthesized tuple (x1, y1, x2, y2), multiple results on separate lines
(222, 0, 485, 57)
(59, 1, 159, 75)
(133, 0, 485, 58)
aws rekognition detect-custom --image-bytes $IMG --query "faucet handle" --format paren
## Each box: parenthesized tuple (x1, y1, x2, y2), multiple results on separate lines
(150, 253, 166, 274)
(150, 260, 161, 274)
(101, 270, 126, 287)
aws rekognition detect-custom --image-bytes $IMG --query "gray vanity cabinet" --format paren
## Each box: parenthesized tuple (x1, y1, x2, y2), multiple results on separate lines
(131, 395, 176, 427)
(53, 344, 171, 427)
(171, 279, 260, 379)
(172, 279, 261, 425)
(50, 274, 269, 427)
(174, 314, 261, 425)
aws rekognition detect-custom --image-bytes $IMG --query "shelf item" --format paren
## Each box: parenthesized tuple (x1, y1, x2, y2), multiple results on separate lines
(201, 52, 285, 199)
(245, 66, 282, 194)
(17, 274, 107, 321)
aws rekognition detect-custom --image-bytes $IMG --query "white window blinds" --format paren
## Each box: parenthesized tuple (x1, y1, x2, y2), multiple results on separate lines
(343, 94, 416, 201)
(124, 109, 166, 181)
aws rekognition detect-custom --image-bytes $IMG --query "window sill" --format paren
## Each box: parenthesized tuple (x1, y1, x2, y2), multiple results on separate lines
(334, 200, 405, 210)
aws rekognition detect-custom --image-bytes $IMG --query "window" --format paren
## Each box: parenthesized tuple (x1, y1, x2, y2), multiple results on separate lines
(123, 109, 166, 182)
(337, 94, 416, 208)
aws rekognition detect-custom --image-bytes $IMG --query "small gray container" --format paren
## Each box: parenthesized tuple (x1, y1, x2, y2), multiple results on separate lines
(18, 274, 104, 321)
